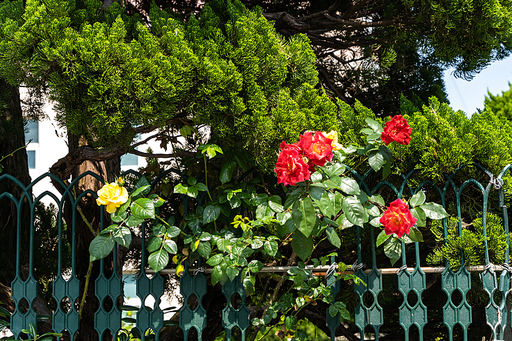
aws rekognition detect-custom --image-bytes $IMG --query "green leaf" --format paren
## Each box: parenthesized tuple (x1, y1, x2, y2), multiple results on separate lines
(336, 214, 354, 229)
(125, 215, 144, 227)
(421, 202, 449, 219)
(292, 231, 313, 261)
(256, 203, 273, 219)
(342, 197, 366, 226)
(328, 305, 338, 318)
(207, 254, 224, 266)
(365, 118, 382, 132)
(410, 191, 426, 207)
(148, 249, 169, 272)
(211, 265, 224, 286)
(293, 197, 316, 238)
(112, 226, 132, 248)
(229, 196, 241, 209)
(199, 144, 223, 159)
(111, 199, 130, 222)
(376, 230, 391, 248)
(410, 207, 427, 227)
(166, 226, 181, 238)
(370, 194, 385, 206)
(277, 217, 296, 238)
(251, 193, 269, 206)
(268, 195, 284, 213)
(226, 267, 239, 282)
(149, 194, 165, 207)
(284, 187, 305, 209)
(310, 172, 323, 182)
(196, 183, 208, 192)
(383, 237, 401, 266)
(407, 226, 423, 242)
(309, 186, 325, 201)
(203, 205, 221, 224)
(339, 177, 360, 195)
(187, 176, 197, 186)
(324, 163, 346, 177)
(89, 234, 115, 261)
(369, 151, 385, 172)
(174, 183, 188, 195)
(197, 241, 212, 259)
(147, 237, 162, 253)
(220, 158, 237, 184)
(248, 260, 264, 273)
(133, 177, 151, 195)
(131, 198, 155, 219)
(276, 211, 291, 225)
(316, 191, 335, 218)
(251, 239, 264, 249)
(264, 240, 278, 257)
(285, 316, 297, 330)
(382, 161, 391, 179)
(163, 239, 178, 254)
(187, 186, 199, 199)
(370, 217, 382, 227)
(326, 226, 341, 248)
(131, 185, 151, 198)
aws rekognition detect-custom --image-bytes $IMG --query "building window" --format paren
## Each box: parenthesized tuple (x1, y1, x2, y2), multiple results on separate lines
(25, 120, 39, 144)
(121, 153, 138, 166)
(27, 150, 36, 169)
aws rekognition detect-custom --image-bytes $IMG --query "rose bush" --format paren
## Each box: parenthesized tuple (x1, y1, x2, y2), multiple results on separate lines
(89, 117, 449, 339)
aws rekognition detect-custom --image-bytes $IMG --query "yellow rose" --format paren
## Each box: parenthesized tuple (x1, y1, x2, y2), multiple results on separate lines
(323, 130, 343, 151)
(96, 182, 129, 214)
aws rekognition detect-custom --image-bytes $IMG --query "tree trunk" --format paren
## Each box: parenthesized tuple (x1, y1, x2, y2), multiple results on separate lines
(0, 80, 31, 308)
(63, 133, 120, 341)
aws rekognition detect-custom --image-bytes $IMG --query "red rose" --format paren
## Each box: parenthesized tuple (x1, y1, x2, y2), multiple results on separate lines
(379, 199, 417, 238)
(381, 115, 412, 145)
(299, 131, 333, 169)
(274, 141, 311, 186)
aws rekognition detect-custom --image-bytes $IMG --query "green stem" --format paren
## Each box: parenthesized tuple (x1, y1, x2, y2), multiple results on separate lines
(203, 154, 217, 230)
(79, 261, 93, 319)
(203, 154, 213, 202)
(0, 144, 28, 166)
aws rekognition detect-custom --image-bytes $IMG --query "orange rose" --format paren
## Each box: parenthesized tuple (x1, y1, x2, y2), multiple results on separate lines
(380, 199, 417, 238)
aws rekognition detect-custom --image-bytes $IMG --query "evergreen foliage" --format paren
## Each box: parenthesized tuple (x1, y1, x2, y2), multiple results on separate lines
(427, 214, 507, 269)
(391, 96, 512, 181)
(484, 81, 512, 119)
(0, 0, 339, 171)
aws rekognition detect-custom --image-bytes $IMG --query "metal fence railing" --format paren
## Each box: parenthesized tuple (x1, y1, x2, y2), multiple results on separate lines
(1, 163, 512, 340)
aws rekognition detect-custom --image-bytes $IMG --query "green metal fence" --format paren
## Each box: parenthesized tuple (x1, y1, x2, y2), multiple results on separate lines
(1, 163, 512, 340)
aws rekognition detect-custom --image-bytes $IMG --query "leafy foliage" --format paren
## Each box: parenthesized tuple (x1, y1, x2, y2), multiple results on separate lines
(427, 214, 507, 269)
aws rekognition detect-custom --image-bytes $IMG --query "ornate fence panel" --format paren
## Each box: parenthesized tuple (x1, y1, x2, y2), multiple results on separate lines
(1, 163, 512, 340)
